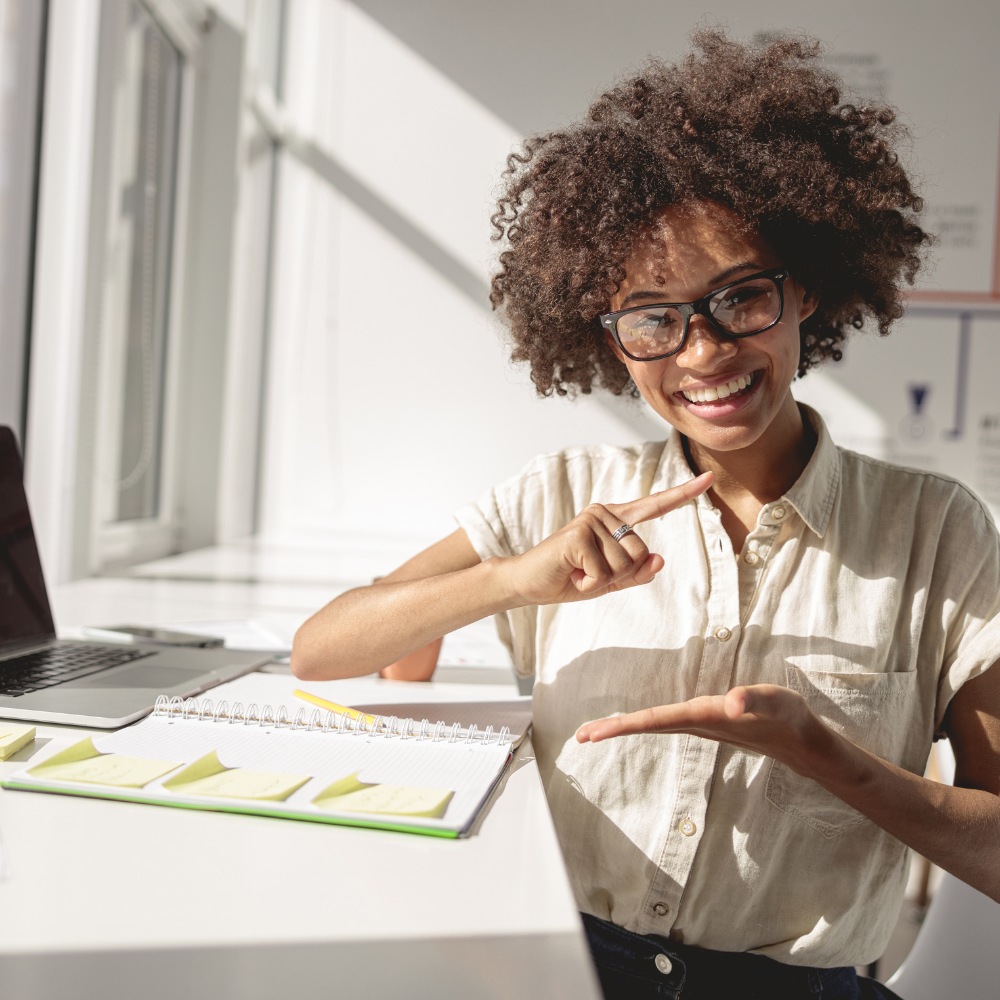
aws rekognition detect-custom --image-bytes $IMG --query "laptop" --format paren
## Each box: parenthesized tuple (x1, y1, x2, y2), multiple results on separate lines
(0, 427, 269, 728)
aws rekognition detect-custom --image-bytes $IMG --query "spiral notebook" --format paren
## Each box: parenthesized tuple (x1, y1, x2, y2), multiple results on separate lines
(2, 695, 528, 838)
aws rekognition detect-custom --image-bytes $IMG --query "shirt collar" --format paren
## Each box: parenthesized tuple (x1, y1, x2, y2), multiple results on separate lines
(782, 404, 840, 537)
(656, 403, 840, 538)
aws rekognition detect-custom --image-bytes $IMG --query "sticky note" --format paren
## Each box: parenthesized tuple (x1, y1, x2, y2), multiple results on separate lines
(310, 770, 373, 799)
(0, 723, 35, 760)
(313, 771, 453, 818)
(163, 750, 309, 802)
(29, 737, 180, 788)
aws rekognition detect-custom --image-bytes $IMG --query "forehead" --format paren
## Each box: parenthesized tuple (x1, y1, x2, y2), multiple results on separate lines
(622, 202, 775, 291)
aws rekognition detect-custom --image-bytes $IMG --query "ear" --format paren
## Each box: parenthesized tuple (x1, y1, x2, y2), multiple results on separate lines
(797, 286, 820, 325)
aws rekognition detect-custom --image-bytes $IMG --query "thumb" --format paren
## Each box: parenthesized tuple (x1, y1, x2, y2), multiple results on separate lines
(725, 684, 786, 719)
(724, 686, 751, 719)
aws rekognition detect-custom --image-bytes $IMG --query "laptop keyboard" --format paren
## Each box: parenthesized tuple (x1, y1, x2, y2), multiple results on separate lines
(0, 642, 155, 697)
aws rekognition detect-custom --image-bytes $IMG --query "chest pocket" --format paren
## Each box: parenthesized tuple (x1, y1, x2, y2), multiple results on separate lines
(765, 665, 919, 839)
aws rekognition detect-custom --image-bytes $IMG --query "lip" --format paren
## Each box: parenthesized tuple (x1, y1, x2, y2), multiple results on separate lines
(676, 369, 764, 418)
(677, 369, 759, 393)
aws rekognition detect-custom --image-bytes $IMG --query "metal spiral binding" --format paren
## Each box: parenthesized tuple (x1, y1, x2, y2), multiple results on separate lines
(152, 695, 514, 745)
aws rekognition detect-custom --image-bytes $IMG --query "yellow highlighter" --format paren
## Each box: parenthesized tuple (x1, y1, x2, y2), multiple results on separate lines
(293, 689, 377, 726)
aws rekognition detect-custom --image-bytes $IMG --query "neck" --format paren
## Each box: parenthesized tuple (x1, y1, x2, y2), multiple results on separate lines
(685, 394, 816, 510)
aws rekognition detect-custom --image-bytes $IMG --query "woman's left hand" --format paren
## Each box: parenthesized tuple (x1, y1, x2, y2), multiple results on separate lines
(577, 670, 1000, 904)
(575, 684, 826, 776)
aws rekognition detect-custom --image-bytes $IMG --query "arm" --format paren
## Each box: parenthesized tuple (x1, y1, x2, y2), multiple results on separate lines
(576, 661, 1000, 901)
(378, 532, 479, 681)
(379, 638, 444, 682)
(290, 473, 713, 680)
(291, 529, 506, 680)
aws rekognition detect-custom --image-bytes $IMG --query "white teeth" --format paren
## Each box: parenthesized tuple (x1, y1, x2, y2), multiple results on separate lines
(682, 372, 755, 404)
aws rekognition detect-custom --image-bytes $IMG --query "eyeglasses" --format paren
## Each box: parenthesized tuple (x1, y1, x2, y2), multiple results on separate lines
(599, 266, 789, 362)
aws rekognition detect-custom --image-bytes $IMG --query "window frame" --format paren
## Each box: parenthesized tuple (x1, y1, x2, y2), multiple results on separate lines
(86, 0, 200, 573)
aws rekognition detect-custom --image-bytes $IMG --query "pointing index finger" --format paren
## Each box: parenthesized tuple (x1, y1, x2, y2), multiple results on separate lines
(610, 472, 713, 527)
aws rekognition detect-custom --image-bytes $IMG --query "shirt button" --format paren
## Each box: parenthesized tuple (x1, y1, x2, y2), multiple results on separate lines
(653, 902, 669, 916)
(772, 505, 786, 520)
(679, 817, 697, 837)
(714, 626, 731, 641)
(743, 551, 759, 565)
(655, 954, 673, 975)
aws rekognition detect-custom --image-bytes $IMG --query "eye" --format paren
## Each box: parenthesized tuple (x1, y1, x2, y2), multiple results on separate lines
(641, 314, 677, 330)
(722, 286, 766, 308)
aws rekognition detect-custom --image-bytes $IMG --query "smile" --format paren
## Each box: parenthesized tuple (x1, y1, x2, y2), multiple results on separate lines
(680, 371, 760, 404)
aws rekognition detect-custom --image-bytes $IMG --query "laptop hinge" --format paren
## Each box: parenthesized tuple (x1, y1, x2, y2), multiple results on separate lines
(0, 635, 59, 662)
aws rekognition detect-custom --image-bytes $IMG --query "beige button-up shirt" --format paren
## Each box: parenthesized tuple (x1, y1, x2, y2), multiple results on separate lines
(455, 405, 1000, 967)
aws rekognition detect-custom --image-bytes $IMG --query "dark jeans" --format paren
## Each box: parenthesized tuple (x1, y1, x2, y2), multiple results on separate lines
(582, 913, 904, 1000)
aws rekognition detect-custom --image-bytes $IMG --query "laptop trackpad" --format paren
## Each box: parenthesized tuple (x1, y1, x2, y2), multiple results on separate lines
(81, 665, 207, 690)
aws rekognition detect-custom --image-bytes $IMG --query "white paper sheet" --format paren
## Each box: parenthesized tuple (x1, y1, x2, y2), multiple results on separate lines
(96, 715, 511, 826)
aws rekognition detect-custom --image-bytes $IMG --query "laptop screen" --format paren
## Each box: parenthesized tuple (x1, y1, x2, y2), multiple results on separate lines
(0, 427, 55, 648)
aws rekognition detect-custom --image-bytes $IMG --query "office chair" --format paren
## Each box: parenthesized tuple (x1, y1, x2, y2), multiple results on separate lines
(887, 871, 1000, 999)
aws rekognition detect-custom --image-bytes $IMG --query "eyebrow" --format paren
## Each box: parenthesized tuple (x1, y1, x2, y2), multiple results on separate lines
(620, 260, 766, 308)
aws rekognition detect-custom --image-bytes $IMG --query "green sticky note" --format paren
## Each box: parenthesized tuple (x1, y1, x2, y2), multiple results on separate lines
(0, 723, 35, 760)
(163, 750, 310, 802)
(29, 737, 180, 788)
(313, 774, 454, 819)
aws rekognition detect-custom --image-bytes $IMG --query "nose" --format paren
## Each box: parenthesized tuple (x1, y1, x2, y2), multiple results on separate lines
(674, 315, 738, 371)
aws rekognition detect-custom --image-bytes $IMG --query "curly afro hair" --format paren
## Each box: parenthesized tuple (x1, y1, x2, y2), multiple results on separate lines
(489, 29, 930, 397)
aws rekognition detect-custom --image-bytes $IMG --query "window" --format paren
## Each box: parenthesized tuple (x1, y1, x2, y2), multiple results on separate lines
(0, 0, 47, 445)
(95, 1, 181, 526)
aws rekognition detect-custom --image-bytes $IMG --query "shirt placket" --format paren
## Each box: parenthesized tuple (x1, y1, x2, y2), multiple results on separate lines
(637, 496, 743, 935)
(737, 499, 790, 622)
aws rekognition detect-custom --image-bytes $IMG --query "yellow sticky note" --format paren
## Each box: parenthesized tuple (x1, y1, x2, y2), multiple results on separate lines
(311, 770, 373, 799)
(163, 750, 309, 802)
(0, 723, 35, 760)
(29, 737, 180, 788)
(314, 773, 454, 819)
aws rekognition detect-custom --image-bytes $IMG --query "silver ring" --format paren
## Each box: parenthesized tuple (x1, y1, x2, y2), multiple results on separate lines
(612, 524, 634, 542)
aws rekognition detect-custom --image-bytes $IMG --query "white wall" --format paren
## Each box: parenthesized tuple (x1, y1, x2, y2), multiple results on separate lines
(258, 0, 651, 547)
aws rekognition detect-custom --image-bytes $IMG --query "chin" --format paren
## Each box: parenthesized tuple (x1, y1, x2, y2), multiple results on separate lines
(694, 426, 768, 452)
(663, 402, 779, 452)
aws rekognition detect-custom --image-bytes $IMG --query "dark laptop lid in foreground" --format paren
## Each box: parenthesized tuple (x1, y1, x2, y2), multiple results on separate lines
(0, 427, 56, 653)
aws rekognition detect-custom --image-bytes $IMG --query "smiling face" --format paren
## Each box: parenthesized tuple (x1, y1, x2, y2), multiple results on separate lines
(606, 202, 817, 454)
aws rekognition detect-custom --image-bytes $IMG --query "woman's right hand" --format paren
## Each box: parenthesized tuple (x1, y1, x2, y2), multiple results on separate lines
(291, 471, 712, 680)
(499, 472, 713, 607)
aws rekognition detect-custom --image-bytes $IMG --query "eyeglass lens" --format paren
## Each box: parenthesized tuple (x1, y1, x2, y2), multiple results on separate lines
(616, 275, 782, 359)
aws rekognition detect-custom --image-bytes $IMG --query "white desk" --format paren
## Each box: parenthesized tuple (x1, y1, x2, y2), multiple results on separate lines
(0, 544, 600, 1000)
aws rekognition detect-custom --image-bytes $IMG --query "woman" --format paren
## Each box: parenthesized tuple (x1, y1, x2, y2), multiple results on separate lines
(292, 32, 1000, 999)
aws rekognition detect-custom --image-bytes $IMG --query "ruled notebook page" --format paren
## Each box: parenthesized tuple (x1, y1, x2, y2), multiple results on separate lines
(93, 715, 511, 829)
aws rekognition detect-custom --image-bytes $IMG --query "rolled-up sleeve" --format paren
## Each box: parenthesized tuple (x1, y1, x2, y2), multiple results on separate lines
(934, 491, 1000, 730)
(454, 484, 537, 679)
(453, 492, 514, 563)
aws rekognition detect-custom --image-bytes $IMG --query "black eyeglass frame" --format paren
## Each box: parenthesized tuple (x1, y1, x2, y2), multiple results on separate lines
(599, 266, 790, 362)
